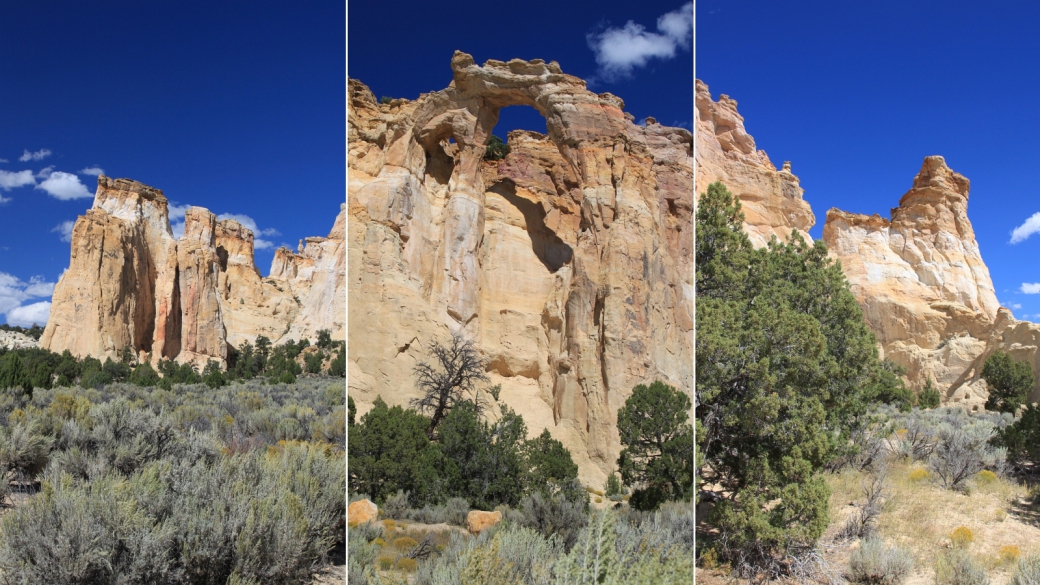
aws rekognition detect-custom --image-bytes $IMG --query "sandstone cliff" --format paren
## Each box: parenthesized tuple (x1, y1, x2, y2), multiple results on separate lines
(824, 157, 1040, 408)
(41, 175, 344, 369)
(696, 80, 814, 246)
(349, 52, 693, 486)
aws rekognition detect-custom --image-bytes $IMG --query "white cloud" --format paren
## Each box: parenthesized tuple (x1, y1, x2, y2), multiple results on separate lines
(7, 302, 51, 328)
(171, 221, 185, 239)
(168, 203, 190, 222)
(1010, 212, 1040, 244)
(0, 158, 8, 163)
(1003, 300, 1023, 310)
(254, 239, 274, 250)
(36, 171, 93, 200)
(1021, 283, 1040, 294)
(52, 220, 76, 242)
(79, 166, 104, 176)
(586, 2, 692, 79)
(0, 272, 56, 326)
(0, 169, 35, 191)
(18, 149, 52, 162)
(35, 165, 55, 179)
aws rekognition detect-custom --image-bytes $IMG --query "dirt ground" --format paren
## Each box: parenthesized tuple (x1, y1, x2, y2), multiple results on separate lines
(697, 461, 1040, 584)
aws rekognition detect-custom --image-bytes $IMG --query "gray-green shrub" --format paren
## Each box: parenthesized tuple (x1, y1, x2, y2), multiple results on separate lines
(934, 549, 990, 585)
(847, 536, 913, 584)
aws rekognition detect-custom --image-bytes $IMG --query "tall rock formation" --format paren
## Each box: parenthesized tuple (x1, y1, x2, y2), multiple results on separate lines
(349, 52, 693, 485)
(41, 177, 179, 360)
(824, 156, 1040, 408)
(696, 80, 815, 246)
(42, 176, 343, 369)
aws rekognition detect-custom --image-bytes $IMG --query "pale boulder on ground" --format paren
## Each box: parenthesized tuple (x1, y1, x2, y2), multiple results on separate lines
(348, 499, 379, 525)
(466, 510, 502, 535)
(349, 53, 692, 487)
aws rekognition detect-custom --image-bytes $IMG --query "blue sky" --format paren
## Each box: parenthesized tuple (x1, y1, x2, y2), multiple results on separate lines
(0, 2, 344, 327)
(698, 1, 1040, 322)
(348, 0, 693, 140)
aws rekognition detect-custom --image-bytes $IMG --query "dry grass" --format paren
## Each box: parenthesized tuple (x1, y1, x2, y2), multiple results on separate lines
(826, 459, 1040, 584)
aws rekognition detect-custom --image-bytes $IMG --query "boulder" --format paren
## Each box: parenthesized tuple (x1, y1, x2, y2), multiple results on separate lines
(466, 510, 502, 535)
(348, 499, 379, 525)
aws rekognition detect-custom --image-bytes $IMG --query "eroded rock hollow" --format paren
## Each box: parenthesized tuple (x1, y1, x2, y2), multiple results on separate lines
(42, 176, 345, 369)
(349, 52, 693, 485)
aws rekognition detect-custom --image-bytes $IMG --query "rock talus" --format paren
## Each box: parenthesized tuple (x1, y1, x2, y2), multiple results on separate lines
(41, 175, 344, 369)
(349, 53, 693, 486)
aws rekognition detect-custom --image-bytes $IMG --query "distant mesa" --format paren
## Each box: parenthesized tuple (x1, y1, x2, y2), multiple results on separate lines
(41, 174, 345, 369)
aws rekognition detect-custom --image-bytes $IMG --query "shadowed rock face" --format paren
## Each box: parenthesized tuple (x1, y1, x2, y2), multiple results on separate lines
(41, 176, 344, 369)
(349, 52, 693, 486)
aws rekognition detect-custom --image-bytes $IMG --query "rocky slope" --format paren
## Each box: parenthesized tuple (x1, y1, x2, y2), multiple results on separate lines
(696, 78, 1040, 408)
(349, 52, 693, 486)
(695, 80, 815, 246)
(41, 175, 344, 368)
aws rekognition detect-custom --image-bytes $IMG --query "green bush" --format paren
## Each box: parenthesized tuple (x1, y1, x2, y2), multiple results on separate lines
(918, 378, 942, 409)
(1011, 554, 1040, 585)
(484, 135, 510, 161)
(517, 483, 589, 552)
(982, 350, 1034, 413)
(617, 381, 693, 508)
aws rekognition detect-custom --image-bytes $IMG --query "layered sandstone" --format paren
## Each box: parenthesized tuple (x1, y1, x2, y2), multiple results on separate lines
(348, 52, 693, 486)
(824, 156, 1040, 407)
(269, 204, 346, 343)
(695, 80, 815, 246)
(42, 176, 343, 369)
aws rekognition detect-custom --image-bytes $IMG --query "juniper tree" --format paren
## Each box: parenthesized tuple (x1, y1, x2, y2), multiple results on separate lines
(696, 181, 898, 570)
(982, 350, 1035, 413)
(616, 381, 693, 509)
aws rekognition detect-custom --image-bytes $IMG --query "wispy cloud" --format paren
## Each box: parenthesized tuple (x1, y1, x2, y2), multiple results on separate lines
(1002, 300, 1023, 310)
(0, 170, 34, 191)
(18, 148, 52, 162)
(79, 166, 104, 176)
(586, 3, 692, 80)
(52, 220, 76, 243)
(1010, 212, 1040, 244)
(36, 171, 93, 200)
(1021, 283, 1040, 294)
(35, 165, 55, 179)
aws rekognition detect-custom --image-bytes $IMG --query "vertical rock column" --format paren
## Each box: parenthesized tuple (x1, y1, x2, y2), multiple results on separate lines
(176, 208, 227, 367)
